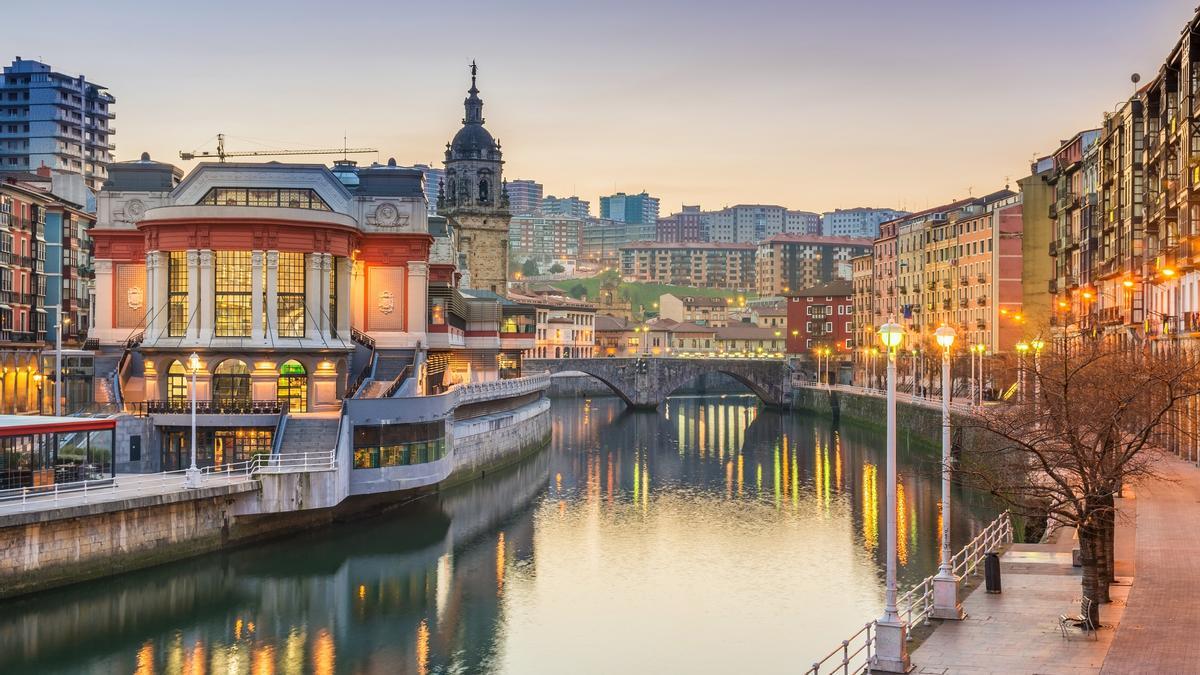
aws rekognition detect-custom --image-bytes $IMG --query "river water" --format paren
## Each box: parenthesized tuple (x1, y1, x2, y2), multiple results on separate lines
(0, 395, 999, 674)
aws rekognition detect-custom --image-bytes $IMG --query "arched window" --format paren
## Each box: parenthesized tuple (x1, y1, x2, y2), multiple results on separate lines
(212, 359, 251, 409)
(478, 178, 490, 203)
(277, 360, 307, 413)
(167, 360, 188, 405)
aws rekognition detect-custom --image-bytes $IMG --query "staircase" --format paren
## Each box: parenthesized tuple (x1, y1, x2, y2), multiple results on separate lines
(277, 416, 341, 455)
(359, 349, 415, 398)
(92, 351, 122, 405)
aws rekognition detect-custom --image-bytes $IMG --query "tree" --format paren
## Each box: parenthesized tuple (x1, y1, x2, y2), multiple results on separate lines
(521, 259, 540, 278)
(567, 283, 588, 299)
(549, 263, 565, 274)
(959, 335, 1200, 628)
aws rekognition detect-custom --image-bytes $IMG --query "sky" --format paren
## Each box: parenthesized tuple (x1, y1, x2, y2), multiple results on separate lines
(6, 0, 1199, 214)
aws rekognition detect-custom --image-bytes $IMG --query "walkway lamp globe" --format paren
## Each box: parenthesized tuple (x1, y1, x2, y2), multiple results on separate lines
(932, 324, 964, 619)
(872, 318, 912, 673)
(1123, 279, 1135, 289)
(185, 351, 203, 489)
(1031, 337, 1045, 353)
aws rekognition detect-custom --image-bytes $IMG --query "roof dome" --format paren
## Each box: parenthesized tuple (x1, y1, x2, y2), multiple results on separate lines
(451, 124, 496, 154)
(446, 61, 500, 160)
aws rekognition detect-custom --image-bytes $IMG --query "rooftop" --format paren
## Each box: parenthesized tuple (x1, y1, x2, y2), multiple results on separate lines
(620, 241, 757, 251)
(790, 280, 854, 298)
(760, 234, 874, 246)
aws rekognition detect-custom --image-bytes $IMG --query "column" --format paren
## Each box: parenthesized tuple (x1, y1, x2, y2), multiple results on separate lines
(265, 251, 279, 342)
(145, 252, 166, 342)
(407, 260, 428, 337)
(304, 253, 322, 340)
(337, 256, 352, 339)
(251, 250, 264, 343)
(92, 259, 114, 343)
(318, 253, 332, 339)
(198, 250, 214, 341)
(186, 250, 200, 342)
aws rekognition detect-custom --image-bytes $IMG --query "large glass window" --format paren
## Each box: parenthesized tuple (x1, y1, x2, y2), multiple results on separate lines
(168, 251, 188, 337)
(215, 251, 252, 337)
(211, 359, 251, 408)
(352, 422, 446, 469)
(277, 360, 307, 413)
(197, 187, 331, 211)
(167, 360, 188, 405)
(277, 252, 305, 337)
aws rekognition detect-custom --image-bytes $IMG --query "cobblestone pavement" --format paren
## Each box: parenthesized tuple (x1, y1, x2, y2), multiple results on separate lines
(911, 503, 1135, 675)
(1100, 455, 1200, 674)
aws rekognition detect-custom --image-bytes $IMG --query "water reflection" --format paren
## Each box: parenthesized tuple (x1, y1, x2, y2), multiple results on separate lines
(0, 395, 997, 674)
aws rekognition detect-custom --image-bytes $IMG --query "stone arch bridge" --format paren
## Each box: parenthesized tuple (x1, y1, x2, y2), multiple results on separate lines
(525, 357, 795, 408)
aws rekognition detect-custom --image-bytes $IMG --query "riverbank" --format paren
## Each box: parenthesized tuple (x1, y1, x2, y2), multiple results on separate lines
(0, 380, 554, 601)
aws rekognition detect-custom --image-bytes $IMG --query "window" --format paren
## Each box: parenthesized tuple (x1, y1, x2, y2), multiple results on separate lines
(212, 359, 251, 408)
(167, 360, 188, 405)
(215, 251, 252, 337)
(277, 252, 305, 337)
(197, 187, 331, 211)
(168, 251, 188, 337)
(353, 422, 447, 469)
(277, 360, 307, 413)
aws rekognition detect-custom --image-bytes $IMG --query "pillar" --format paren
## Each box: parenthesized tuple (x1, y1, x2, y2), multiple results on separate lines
(199, 250, 215, 341)
(266, 251, 279, 342)
(305, 253, 322, 340)
(92, 259, 114, 343)
(251, 251, 265, 343)
(319, 253, 332, 339)
(337, 256, 352, 339)
(407, 260, 428, 337)
(146, 251, 168, 342)
(186, 250, 200, 341)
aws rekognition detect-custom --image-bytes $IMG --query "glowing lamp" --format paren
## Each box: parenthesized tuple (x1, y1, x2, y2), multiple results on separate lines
(1082, 291, 1094, 300)
(189, 352, 201, 372)
(1031, 337, 1045, 353)
(1058, 300, 1069, 309)
(1122, 279, 1135, 289)
(878, 322, 905, 350)
(934, 325, 956, 350)
(1162, 268, 1177, 277)
(32, 372, 43, 384)
(1015, 341, 1029, 353)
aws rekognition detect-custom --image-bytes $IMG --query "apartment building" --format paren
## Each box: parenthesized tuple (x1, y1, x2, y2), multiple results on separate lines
(822, 207, 909, 238)
(508, 215, 581, 268)
(850, 253, 874, 372)
(505, 179, 543, 216)
(619, 241, 756, 290)
(0, 58, 116, 190)
(754, 234, 872, 297)
(656, 205, 703, 242)
(658, 293, 730, 326)
(785, 280, 853, 354)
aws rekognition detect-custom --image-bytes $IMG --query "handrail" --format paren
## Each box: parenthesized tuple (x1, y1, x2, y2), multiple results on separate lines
(126, 399, 286, 416)
(803, 511, 1012, 675)
(382, 364, 412, 398)
(270, 401, 290, 457)
(350, 327, 376, 350)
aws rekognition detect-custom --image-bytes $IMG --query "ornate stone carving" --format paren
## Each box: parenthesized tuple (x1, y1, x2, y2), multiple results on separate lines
(378, 290, 395, 315)
(125, 199, 146, 222)
(266, 251, 279, 269)
(186, 250, 199, 267)
(251, 250, 263, 267)
(308, 254, 323, 271)
(321, 253, 332, 271)
(375, 202, 399, 226)
(126, 286, 144, 310)
(198, 250, 213, 269)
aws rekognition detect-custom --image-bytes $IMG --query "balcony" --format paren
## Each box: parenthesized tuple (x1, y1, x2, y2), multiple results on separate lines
(976, 297, 987, 306)
(942, 300, 951, 310)
(898, 285, 907, 294)
(959, 299, 969, 308)
(977, 274, 987, 283)
(959, 277, 969, 286)
(976, 319, 986, 329)
(1099, 306, 1124, 324)
(1049, 240, 1059, 256)
(1048, 279, 1058, 293)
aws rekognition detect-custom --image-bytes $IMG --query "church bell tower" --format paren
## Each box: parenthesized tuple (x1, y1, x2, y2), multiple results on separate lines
(440, 61, 511, 295)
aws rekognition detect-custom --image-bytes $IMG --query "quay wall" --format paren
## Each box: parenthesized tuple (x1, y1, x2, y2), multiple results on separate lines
(0, 386, 553, 600)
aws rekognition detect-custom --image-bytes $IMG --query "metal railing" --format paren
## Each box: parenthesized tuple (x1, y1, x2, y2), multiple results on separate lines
(804, 511, 1013, 675)
(382, 364, 412, 398)
(0, 448, 338, 514)
(126, 399, 286, 416)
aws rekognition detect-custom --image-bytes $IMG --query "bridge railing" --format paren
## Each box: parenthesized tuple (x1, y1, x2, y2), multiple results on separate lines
(803, 511, 1013, 675)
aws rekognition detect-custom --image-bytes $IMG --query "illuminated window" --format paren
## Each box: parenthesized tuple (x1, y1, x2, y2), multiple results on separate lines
(277, 360, 307, 412)
(211, 359, 251, 408)
(277, 253, 305, 337)
(197, 187, 331, 211)
(167, 360, 187, 404)
(328, 258, 338, 338)
(430, 298, 445, 325)
(215, 251, 252, 337)
(168, 251, 188, 337)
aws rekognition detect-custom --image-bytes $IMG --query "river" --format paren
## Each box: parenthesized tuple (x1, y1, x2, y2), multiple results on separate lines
(0, 394, 999, 674)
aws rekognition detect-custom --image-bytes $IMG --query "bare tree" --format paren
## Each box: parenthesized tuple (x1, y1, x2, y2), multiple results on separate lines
(958, 334, 1200, 627)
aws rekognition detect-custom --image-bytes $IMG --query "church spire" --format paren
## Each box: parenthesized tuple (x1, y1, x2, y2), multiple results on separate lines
(463, 60, 484, 125)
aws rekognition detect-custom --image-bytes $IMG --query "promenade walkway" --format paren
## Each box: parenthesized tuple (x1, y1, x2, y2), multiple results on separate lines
(1100, 455, 1200, 673)
(911, 500, 1135, 675)
(0, 471, 257, 520)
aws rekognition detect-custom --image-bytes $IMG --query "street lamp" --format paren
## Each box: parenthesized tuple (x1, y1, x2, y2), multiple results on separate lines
(972, 344, 986, 407)
(54, 316, 71, 416)
(932, 325, 964, 619)
(32, 372, 43, 415)
(824, 347, 833, 386)
(873, 321, 910, 673)
(185, 352, 203, 489)
(1015, 341, 1030, 404)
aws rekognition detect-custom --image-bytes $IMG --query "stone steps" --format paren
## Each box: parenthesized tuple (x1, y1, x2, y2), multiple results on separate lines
(277, 417, 340, 454)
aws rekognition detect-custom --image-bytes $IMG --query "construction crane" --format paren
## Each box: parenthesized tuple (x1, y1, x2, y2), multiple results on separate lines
(179, 133, 376, 162)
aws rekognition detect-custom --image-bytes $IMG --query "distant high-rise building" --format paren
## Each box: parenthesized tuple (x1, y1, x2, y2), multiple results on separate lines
(656, 205, 703, 242)
(509, 215, 581, 266)
(821, 207, 909, 238)
(785, 210, 821, 236)
(409, 163, 444, 214)
(0, 57, 116, 190)
(541, 194, 590, 219)
(579, 218, 626, 268)
(600, 191, 659, 227)
(505, 179, 543, 216)
(755, 234, 873, 296)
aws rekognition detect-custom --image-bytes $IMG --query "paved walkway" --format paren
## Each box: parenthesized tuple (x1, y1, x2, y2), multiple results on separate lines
(0, 471, 257, 519)
(911, 501, 1135, 675)
(1101, 455, 1200, 674)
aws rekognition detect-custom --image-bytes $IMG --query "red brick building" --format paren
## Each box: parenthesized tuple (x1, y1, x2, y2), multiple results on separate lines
(786, 280, 854, 354)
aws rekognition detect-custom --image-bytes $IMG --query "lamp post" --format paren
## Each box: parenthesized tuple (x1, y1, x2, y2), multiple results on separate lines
(185, 352, 203, 489)
(54, 316, 70, 416)
(823, 347, 832, 386)
(1015, 341, 1029, 404)
(932, 325, 964, 619)
(32, 372, 43, 415)
(872, 321, 910, 673)
(871, 347, 879, 391)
